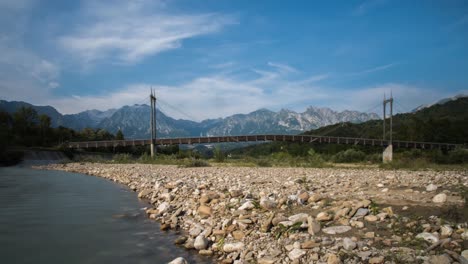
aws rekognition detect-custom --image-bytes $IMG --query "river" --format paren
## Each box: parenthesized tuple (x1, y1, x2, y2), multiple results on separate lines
(0, 166, 212, 264)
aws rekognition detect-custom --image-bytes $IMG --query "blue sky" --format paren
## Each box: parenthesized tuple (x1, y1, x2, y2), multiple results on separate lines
(0, 0, 467, 120)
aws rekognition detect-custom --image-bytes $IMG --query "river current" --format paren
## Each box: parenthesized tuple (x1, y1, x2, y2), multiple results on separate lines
(0, 166, 212, 264)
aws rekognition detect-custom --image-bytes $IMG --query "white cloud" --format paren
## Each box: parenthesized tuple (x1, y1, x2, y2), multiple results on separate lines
(267, 62, 299, 73)
(348, 63, 397, 76)
(58, 0, 236, 65)
(41, 62, 450, 121)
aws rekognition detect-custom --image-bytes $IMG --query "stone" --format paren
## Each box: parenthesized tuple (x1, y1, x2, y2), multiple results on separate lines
(432, 193, 447, 203)
(316, 212, 332, 221)
(461, 250, 468, 264)
(257, 258, 276, 264)
(137, 189, 152, 198)
(342, 237, 356, 250)
(440, 225, 453, 237)
(223, 242, 244, 253)
(260, 197, 277, 210)
(365, 232, 375, 238)
(364, 215, 378, 222)
(157, 202, 170, 215)
(199, 249, 213, 256)
(238, 201, 254, 210)
(369, 256, 384, 264)
(261, 213, 275, 233)
(230, 189, 243, 197)
(301, 240, 320, 249)
(288, 248, 306, 261)
(232, 230, 245, 240)
(174, 236, 187, 245)
(351, 221, 364, 228)
(426, 184, 438, 192)
(198, 205, 212, 217)
(184, 238, 194, 249)
(308, 193, 322, 203)
(327, 253, 341, 264)
(288, 213, 309, 224)
(353, 208, 369, 218)
(298, 192, 309, 204)
(416, 232, 439, 244)
(307, 216, 321, 235)
(381, 206, 393, 216)
(272, 215, 288, 226)
(334, 207, 351, 220)
(427, 255, 451, 264)
(189, 225, 203, 237)
(322, 225, 352, 235)
(168, 257, 188, 264)
(194, 235, 209, 250)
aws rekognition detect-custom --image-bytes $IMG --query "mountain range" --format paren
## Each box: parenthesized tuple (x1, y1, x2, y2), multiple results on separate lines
(0, 100, 379, 139)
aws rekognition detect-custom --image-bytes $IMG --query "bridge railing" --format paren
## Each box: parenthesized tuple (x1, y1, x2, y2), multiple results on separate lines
(65, 134, 463, 150)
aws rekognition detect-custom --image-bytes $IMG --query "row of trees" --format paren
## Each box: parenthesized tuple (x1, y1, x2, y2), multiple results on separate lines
(0, 106, 124, 149)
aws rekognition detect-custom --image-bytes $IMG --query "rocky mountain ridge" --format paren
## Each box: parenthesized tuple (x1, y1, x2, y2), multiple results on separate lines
(0, 100, 379, 138)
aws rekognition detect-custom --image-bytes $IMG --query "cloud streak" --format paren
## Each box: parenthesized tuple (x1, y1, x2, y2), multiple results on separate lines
(58, 0, 236, 65)
(347, 63, 398, 76)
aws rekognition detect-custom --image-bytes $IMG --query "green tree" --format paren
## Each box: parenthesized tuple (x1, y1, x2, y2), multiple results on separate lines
(39, 114, 51, 145)
(13, 107, 38, 145)
(116, 129, 124, 140)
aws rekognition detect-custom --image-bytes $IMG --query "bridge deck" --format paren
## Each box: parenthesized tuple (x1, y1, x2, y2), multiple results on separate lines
(66, 134, 462, 150)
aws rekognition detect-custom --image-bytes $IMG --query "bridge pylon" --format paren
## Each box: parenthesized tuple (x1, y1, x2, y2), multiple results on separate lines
(382, 93, 393, 163)
(150, 89, 157, 158)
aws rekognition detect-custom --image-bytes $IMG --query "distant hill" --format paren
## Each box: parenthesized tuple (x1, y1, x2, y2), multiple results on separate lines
(304, 97, 468, 144)
(0, 100, 378, 139)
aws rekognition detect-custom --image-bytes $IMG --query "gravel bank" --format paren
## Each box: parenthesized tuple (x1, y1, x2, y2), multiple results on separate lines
(37, 163, 468, 264)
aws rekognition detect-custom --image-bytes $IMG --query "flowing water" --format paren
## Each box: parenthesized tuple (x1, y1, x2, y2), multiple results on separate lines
(0, 166, 212, 264)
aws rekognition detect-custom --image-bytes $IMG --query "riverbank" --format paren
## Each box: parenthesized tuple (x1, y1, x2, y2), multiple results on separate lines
(37, 163, 468, 263)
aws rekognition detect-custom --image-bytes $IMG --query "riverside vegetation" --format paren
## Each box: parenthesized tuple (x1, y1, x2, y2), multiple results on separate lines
(37, 163, 468, 264)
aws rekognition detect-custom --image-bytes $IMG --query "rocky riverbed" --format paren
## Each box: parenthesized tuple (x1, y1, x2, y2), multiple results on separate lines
(37, 163, 468, 264)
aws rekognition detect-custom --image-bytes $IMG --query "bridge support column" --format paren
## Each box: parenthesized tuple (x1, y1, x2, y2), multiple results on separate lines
(150, 142, 155, 158)
(382, 144, 393, 163)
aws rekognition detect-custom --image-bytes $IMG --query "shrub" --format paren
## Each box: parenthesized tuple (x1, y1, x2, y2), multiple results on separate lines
(183, 159, 210, 167)
(256, 159, 272, 167)
(447, 148, 468, 164)
(307, 149, 325, 166)
(112, 153, 132, 163)
(213, 146, 225, 162)
(332, 149, 366, 163)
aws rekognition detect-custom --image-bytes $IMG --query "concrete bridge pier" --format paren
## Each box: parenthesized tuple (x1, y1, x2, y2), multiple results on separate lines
(383, 144, 393, 163)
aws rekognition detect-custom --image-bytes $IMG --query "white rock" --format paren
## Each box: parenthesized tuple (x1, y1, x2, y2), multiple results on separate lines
(238, 201, 254, 210)
(432, 193, 447, 203)
(168, 257, 188, 264)
(189, 225, 203, 237)
(440, 225, 453, 237)
(353, 208, 369, 218)
(288, 213, 309, 224)
(288, 248, 306, 261)
(322, 226, 352, 235)
(157, 202, 171, 214)
(342, 237, 356, 250)
(194, 235, 209, 250)
(461, 250, 468, 264)
(381, 188, 389, 192)
(426, 184, 438, 192)
(416, 232, 439, 244)
(223, 242, 245, 253)
(461, 230, 468, 240)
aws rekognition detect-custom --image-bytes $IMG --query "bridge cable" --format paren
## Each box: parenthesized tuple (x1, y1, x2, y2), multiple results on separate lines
(158, 99, 201, 122)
